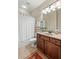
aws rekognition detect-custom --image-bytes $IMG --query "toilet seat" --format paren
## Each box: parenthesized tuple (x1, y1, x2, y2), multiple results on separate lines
(29, 38, 36, 42)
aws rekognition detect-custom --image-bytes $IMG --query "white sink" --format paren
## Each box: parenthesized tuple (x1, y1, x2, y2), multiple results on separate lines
(51, 33, 55, 35)
(42, 32, 49, 33)
(43, 32, 55, 35)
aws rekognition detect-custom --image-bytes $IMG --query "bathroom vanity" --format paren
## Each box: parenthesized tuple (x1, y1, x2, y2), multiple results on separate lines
(37, 32, 61, 59)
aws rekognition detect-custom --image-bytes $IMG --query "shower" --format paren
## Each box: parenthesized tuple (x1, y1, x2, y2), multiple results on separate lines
(18, 15, 35, 47)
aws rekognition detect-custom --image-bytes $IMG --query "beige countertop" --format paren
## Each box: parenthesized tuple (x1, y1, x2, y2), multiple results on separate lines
(37, 32, 61, 40)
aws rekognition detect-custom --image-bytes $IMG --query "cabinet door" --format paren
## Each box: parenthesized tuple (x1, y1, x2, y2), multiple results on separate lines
(37, 36, 45, 53)
(45, 41, 60, 59)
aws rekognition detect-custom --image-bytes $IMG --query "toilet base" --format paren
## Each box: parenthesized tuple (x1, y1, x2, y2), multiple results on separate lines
(29, 38, 36, 48)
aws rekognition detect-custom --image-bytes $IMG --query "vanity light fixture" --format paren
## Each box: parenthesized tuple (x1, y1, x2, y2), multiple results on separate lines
(42, 10, 47, 14)
(42, 0, 61, 14)
(46, 7, 50, 12)
(21, 5, 27, 8)
(45, 7, 49, 11)
(57, 6, 61, 9)
(46, 7, 51, 13)
(50, 5, 54, 10)
(52, 8, 56, 11)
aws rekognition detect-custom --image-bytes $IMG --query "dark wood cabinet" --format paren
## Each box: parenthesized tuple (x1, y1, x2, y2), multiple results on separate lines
(45, 41, 59, 59)
(37, 34, 45, 53)
(37, 33, 61, 59)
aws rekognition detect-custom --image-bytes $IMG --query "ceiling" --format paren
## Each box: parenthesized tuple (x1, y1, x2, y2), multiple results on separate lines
(31, 0, 57, 16)
(18, 0, 46, 12)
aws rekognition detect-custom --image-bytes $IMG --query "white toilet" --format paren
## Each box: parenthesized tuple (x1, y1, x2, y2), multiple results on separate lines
(29, 38, 36, 47)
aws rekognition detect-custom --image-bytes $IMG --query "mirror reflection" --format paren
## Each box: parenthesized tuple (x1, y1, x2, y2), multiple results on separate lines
(40, 1, 61, 34)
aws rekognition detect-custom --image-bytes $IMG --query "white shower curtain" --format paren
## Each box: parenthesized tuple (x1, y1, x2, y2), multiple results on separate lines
(19, 15, 35, 42)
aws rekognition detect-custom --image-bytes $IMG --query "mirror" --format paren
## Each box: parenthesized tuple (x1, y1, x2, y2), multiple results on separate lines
(43, 8, 61, 33)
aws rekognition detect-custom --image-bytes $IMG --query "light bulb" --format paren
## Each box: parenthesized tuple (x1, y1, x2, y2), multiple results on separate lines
(50, 5, 54, 10)
(46, 7, 51, 13)
(46, 7, 49, 11)
(42, 10, 47, 14)
(22, 5, 27, 8)
(57, 6, 61, 9)
(52, 8, 56, 11)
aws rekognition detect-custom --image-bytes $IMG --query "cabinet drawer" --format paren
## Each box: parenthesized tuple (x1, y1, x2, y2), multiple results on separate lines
(50, 38, 61, 46)
(40, 35, 49, 41)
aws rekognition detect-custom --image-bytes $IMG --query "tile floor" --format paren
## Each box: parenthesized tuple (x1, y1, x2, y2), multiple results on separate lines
(18, 44, 48, 59)
(18, 44, 37, 59)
